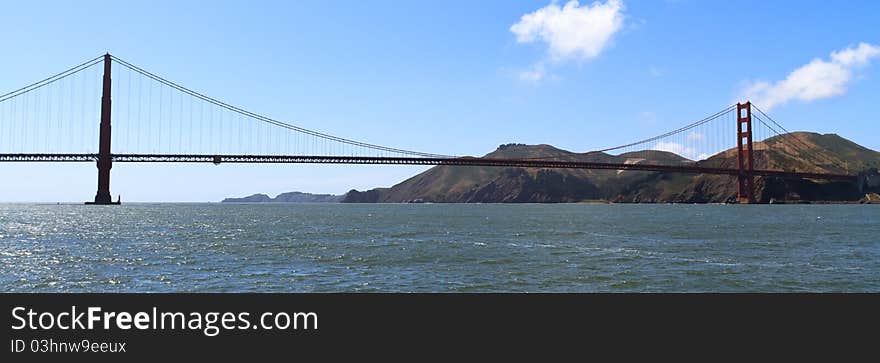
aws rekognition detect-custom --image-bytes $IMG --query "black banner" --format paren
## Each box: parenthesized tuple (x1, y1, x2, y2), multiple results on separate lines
(1, 294, 876, 360)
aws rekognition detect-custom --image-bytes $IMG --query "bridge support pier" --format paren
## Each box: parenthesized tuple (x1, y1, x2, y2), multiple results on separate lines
(736, 102, 755, 204)
(86, 53, 119, 205)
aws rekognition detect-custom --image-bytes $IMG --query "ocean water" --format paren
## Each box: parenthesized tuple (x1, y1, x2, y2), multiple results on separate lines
(0, 203, 877, 292)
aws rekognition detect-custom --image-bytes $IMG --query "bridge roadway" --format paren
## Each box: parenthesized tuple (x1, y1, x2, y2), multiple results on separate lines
(0, 153, 857, 182)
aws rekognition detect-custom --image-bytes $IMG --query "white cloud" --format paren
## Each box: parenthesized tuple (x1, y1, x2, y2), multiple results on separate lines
(519, 63, 548, 82)
(742, 43, 880, 111)
(831, 43, 880, 66)
(511, 0, 625, 81)
(685, 131, 704, 142)
(653, 141, 708, 161)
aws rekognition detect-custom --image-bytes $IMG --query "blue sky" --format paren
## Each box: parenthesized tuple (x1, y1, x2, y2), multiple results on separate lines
(0, 0, 878, 202)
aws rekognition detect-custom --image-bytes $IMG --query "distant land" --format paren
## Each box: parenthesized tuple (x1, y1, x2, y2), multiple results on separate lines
(226, 132, 880, 204)
(222, 191, 342, 203)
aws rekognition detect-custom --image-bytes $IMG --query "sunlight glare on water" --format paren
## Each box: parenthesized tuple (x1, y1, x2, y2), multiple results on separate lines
(0, 203, 877, 292)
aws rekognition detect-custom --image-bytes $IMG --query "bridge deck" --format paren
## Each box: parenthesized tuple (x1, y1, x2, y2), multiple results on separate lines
(0, 153, 857, 182)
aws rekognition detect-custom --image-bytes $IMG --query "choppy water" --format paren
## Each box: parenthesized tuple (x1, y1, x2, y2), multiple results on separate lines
(0, 203, 877, 292)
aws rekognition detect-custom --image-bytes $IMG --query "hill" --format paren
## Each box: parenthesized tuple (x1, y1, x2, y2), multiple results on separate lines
(222, 191, 342, 203)
(342, 133, 880, 204)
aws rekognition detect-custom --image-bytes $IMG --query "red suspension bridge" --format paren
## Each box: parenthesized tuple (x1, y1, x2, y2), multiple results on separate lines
(0, 54, 863, 204)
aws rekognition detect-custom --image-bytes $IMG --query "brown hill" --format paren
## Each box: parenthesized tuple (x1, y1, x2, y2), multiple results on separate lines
(615, 132, 880, 203)
(342, 133, 880, 203)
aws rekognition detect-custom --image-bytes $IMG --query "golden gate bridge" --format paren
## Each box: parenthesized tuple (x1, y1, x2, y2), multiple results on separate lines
(0, 54, 862, 204)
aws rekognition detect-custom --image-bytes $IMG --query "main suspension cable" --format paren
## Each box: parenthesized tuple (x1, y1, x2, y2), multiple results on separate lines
(0, 55, 104, 104)
(109, 55, 453, 158)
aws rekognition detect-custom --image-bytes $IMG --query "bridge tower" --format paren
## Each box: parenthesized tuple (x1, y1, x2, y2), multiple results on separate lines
(87, 53, 117, 205)
(736, 102, 755, 204)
